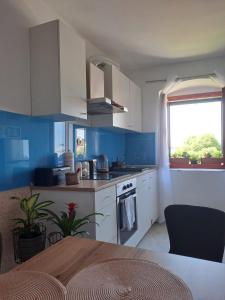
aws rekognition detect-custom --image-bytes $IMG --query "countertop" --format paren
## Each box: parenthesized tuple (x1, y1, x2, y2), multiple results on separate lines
(32, 168, 157, 192)
(15, 236, 225, 300)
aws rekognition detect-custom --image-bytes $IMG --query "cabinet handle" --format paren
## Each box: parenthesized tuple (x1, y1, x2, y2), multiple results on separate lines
(80, 112, 87, 115)
(104, 195, 111, 200)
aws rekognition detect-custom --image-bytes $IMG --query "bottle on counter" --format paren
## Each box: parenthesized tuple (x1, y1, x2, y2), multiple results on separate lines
(64, 150, 74, 172)
(75, 161, 82, 178)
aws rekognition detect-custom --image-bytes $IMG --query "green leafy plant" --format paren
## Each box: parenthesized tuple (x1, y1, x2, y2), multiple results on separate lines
(171, 134, 223, 160)
(45, 203, 103, 237)
(189, 151, 200, 164)
(11, 194, 53, 238)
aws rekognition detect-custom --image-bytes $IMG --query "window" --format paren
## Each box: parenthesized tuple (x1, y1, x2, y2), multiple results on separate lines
(168, 92, 224, 169)
(54, 122, 66, 155)
(54, 122, 66, 166)
(74, 127, 86, 159)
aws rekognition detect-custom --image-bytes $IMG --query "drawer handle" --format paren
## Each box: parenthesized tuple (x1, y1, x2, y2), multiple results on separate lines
(103, 195, 111, 200)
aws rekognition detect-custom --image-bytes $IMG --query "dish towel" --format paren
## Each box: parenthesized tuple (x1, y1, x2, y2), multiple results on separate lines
(125, 195, 135, 231)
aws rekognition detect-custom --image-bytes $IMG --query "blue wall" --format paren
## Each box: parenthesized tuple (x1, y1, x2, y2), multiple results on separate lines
(125, 132, 155, 165)
(0, 110, 155, 191)
(0, 111, 54, 191)
(73, 126, 155, 166)
(74, 127, 126, 163)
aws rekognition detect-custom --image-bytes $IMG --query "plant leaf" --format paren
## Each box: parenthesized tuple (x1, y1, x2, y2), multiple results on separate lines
(35, 200, 54, 210)
(27, 194, 40, 210)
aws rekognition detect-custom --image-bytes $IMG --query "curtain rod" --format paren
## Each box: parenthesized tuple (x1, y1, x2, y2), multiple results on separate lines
(145, 73, 217, 84)
(145, 79, 167, 84)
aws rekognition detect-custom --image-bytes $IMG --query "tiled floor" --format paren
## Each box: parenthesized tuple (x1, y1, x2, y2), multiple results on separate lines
(137, 222, 225, 263)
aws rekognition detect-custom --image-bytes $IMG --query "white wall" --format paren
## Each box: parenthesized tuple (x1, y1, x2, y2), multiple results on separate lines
(128, 56, 225, 212)
(0, 0, 60, 115)
(0, 0, 108, 116)
(171, 170, 225, 212)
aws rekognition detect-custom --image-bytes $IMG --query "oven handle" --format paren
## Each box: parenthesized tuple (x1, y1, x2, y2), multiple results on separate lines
(118, 189, 136, 200)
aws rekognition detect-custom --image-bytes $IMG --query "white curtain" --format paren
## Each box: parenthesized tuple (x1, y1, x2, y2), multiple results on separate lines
(158, 92, 174, 223)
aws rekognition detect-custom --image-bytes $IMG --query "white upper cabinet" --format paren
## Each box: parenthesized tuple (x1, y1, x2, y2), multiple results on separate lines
(90, 64, 142, 131)
(105, 65, 130, 130)
(30, 20, 87, 120)
(129, 80, 142, 132)
(87, 62, 104, 99)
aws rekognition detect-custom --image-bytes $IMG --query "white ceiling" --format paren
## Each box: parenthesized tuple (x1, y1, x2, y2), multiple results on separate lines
(44, 0, 225, 70)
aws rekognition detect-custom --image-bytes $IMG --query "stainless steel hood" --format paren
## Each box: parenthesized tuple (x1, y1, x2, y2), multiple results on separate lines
(87, 98, 128, 115)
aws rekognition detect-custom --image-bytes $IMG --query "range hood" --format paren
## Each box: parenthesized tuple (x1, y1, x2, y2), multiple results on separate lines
(87, 98, 128, 115)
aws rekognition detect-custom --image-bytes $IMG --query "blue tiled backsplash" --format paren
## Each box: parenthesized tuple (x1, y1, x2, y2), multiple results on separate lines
(0, 110, 54, 191)
(0, 110, 155, 191)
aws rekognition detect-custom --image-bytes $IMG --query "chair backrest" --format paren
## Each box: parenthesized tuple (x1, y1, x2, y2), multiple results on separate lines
(164, 204, 225, 262)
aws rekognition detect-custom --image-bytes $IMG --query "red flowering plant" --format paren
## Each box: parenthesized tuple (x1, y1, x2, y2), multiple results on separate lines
(45, 202, 103, 238)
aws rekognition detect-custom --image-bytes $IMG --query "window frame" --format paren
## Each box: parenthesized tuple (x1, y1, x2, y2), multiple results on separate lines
(167, 92, 225, 169)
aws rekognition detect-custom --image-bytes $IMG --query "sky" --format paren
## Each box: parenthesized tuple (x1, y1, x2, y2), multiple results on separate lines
(169, 101, 222, 152)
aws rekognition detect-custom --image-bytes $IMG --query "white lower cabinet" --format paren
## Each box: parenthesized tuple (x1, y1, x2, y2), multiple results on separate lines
(94, 186, 117, 243)
(33, 185, 117, 245)
(136, 170, 158, 240)
(95, 201, 117, 244)
(33, 171, 157, 247)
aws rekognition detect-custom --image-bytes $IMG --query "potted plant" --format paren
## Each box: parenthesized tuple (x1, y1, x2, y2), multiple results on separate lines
(12, 193, 53, 263)
(170, 152, 190, 168)
(45, 202, 103, 245)
(189, 152, 200, 165)
(201, 149, 224, 167)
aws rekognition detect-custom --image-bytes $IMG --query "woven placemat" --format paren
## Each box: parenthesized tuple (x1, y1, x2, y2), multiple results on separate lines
(0, 271, 66, 299)
(66, 258, 193, 300)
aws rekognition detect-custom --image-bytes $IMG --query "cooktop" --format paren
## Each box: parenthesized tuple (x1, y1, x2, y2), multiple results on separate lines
(82, 172, 131, 181)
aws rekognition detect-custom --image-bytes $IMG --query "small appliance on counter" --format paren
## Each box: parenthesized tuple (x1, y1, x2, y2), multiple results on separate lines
(33, 166, 70, 186)
(97, 154, 109, 173)
(81, 160, 90, 178)
(89, 159, 97, 175)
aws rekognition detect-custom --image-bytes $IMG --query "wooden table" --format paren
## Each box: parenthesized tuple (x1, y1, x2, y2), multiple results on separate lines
(16, 237, 225, 300)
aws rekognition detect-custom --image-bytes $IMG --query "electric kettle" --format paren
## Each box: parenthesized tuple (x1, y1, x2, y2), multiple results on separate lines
(97, 154, 109, 173)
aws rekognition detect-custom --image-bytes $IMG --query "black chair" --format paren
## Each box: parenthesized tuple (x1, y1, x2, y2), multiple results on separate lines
(164, 204, 225, 263)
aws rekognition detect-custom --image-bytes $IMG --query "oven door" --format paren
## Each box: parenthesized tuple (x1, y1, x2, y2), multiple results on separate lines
(117, 189, 137, 245)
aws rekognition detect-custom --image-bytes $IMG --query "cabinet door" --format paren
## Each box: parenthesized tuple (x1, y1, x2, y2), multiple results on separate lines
(88, 63, 104, 99)
(95, 201, 117, 244)
(95, 186, 116, 211)
(136, 173, 153, 238)
(149, 171, 158, 223)
(112, 67, 130, 129)
(137, 175, 148, 238)
(59, 21, 87, 119)
(130, 81, 142, 132)
(30, 20, 87, 119)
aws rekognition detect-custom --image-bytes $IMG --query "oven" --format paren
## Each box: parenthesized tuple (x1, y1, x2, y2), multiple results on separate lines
(116, 178, 137, 245)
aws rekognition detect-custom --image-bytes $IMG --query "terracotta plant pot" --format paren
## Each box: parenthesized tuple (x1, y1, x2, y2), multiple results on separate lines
(201, 157, 224, 168)
(170, 158, 189, 168)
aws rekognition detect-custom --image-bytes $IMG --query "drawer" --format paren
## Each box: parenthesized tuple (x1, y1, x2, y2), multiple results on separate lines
(137, 173, 152, 187)
(95, 185, 116, 211)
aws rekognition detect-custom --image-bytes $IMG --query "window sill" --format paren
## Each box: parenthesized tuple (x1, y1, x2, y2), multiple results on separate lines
(170, 168, 225, 172)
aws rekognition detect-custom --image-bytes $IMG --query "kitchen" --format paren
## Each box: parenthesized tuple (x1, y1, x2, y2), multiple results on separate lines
(1, 1, 225, 299)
